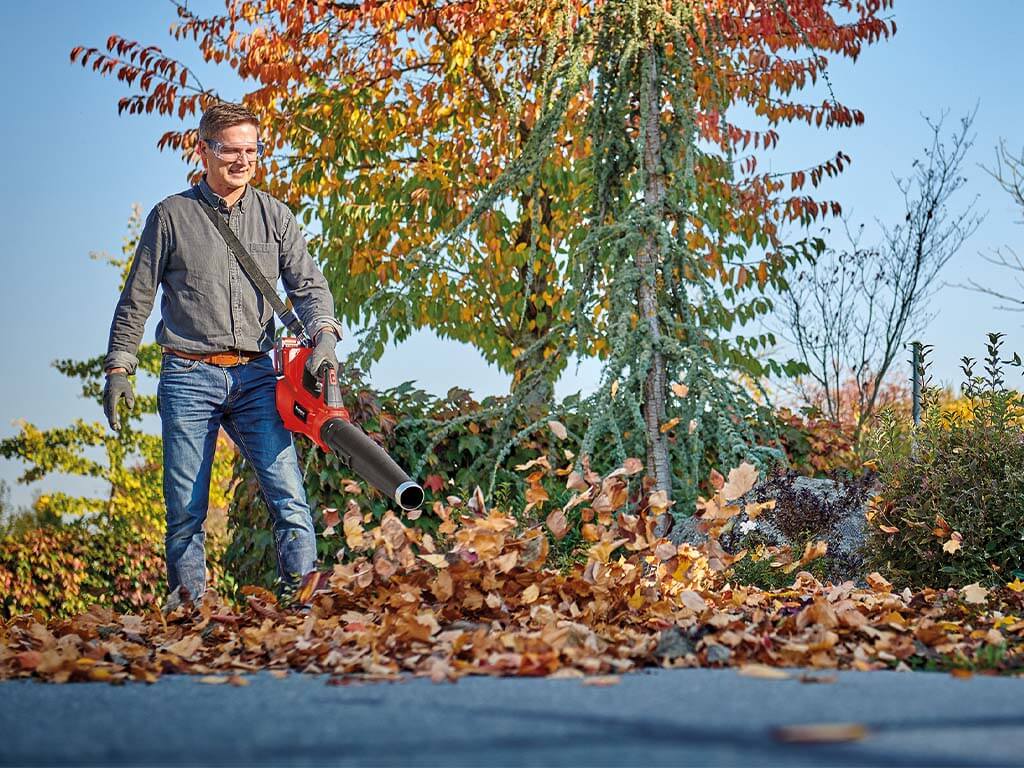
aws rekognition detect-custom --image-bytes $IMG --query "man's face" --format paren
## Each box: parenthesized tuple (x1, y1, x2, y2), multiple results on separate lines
(199, 122, 260, 192)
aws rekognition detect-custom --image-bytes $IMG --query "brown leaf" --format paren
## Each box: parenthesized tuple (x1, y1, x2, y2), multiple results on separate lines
(165, 635, 203, 660)
(721, 462, 758, 503)
(774, 723, 868, 743)
(16, 651, 42, 671)
(548, 420, 568, 440)
(546, 508, 569, 540)
(866, 572, 893, 593)
(738, 664, 791, 680)
(322, 507, 340, 529)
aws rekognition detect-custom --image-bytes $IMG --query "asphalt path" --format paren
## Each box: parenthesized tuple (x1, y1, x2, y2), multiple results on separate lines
(1, 668, 1022, 767)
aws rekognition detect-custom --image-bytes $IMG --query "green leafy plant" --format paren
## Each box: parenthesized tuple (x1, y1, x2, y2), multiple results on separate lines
(864, 333, 1024, 588)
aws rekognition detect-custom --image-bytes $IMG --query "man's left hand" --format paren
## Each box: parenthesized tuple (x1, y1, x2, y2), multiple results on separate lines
(306, 328, 339, 378)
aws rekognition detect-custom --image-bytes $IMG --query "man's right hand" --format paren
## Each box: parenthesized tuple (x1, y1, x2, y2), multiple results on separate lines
(103, 371, 135, 431)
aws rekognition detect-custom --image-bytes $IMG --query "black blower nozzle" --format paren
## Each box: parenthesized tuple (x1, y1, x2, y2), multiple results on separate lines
(320, 418, 425, 511)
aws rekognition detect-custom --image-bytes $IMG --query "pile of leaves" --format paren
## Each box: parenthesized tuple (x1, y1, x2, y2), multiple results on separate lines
(3, 460, 1024, 684)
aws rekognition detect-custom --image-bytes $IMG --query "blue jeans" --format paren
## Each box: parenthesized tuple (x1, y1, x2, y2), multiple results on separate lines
(157, 352, 317, 599)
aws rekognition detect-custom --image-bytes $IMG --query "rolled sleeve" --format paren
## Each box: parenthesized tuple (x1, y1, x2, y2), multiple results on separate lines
(278, 208, 343, 340)
(104, 205, 167, 374)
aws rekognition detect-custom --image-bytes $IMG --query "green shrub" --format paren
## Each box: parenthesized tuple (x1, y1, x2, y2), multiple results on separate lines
(864, 333, 1024, 588)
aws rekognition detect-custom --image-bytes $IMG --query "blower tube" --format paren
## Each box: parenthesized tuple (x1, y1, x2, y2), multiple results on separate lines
(320, 418, 425, 511)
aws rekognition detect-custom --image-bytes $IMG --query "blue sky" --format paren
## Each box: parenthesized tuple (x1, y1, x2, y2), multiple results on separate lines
(1, 0, 1022, 508)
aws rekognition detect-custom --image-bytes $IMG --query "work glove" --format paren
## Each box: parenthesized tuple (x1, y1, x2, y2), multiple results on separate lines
(305, 328, 340, 379)
(103, 372, 135, 431)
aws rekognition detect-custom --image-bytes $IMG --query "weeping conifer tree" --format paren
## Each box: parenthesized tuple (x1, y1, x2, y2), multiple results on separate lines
(348, 0, 834, 536)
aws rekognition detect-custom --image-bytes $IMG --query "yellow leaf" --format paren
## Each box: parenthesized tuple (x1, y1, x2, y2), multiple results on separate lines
(660, 417, 681, 433)
(1006, 578, 1024, 593)
(670, 382, 689, 397)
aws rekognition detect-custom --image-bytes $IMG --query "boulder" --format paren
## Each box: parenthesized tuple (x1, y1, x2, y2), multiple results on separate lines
(724, 471, 878, 586)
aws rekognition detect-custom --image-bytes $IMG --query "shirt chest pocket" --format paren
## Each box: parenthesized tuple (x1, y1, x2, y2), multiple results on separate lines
(247, 242, 279, 280)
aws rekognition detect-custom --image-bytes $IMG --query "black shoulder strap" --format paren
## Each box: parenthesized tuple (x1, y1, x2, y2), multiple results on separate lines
(196, 192, 307, 339)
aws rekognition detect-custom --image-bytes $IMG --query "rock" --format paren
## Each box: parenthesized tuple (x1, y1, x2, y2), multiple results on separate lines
(727, 471, 877, 586)
(654, 626, 697, 661)
(704, 644, 732, 664)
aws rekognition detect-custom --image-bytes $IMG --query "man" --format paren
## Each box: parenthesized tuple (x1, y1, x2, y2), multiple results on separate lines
(102, 102, 342, 609)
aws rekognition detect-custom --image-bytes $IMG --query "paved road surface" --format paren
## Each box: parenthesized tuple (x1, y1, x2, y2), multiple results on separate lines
(2, 668, 1022, 766)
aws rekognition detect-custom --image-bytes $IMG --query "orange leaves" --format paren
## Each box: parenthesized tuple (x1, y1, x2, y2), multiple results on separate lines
(4, 454, 1024, 686)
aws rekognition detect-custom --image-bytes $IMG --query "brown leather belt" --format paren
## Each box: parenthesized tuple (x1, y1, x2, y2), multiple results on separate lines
(163, 347, 266, 367)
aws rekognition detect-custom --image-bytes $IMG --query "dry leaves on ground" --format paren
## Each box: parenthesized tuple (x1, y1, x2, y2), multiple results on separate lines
(2, 460, 1023, 685)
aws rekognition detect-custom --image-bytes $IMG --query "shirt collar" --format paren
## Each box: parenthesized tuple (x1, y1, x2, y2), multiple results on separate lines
(198, 176, 252, 212)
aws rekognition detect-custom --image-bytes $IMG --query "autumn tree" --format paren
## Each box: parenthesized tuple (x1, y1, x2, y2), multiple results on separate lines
(73, 0, 894, 531)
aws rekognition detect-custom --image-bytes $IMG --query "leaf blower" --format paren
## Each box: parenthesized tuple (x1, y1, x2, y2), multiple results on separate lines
(274, 337, 424, 512)
(193, 195, 423, 511)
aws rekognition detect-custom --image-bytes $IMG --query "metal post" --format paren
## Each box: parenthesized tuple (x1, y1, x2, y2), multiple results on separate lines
(911, 341, 922, 426)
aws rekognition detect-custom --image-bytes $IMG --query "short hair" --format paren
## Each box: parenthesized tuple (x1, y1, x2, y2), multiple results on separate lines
(198, 102, 259, 142)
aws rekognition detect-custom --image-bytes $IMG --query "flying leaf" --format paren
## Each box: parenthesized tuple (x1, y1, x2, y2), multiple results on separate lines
(548, 420, 568, 440)
(546, 508, 569, 540)
(942, 532, 962, 554)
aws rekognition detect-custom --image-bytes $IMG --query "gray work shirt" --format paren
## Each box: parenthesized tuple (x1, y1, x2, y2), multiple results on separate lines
(105, 177, 342, 374)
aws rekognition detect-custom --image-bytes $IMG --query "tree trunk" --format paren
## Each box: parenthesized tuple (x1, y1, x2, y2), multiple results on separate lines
(509, 185, 556, 411)
(637, 44, 673, 528)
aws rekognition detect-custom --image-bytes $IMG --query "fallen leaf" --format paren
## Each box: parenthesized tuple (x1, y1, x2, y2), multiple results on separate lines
(961, 583, 989, 605)
(738, 664, 791, 680)
(1007, 578, 1024, 593)
(521, 584, 540, 604)
(582, 675, 620, 686)
(548, 420, 568, 440)
(199, 676, 228, 685)
(797, 673, 837, 684)
(773, 723, 868, 743)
